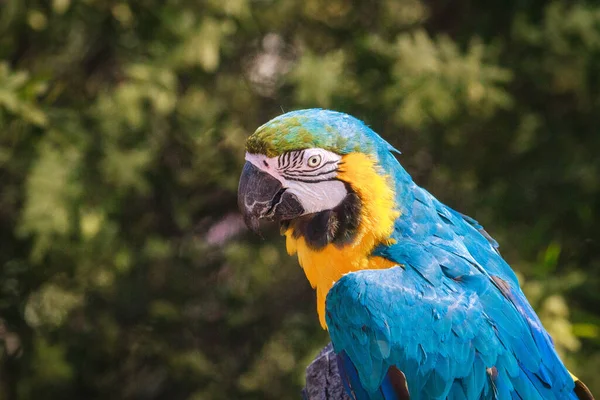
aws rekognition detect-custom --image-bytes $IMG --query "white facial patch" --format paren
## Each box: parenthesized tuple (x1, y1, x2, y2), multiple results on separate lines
(245, 149, 347, 215)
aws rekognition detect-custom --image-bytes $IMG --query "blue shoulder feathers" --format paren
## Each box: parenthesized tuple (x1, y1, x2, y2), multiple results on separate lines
(326, 180, 580, 400)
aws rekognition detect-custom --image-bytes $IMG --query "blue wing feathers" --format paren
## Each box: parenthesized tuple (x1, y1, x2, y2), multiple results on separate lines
(337, 350, 374, 400)
(327, 183, 580, 399)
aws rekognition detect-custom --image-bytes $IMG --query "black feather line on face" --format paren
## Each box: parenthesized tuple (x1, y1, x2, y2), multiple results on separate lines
(285, 160, 338, 174)
(283, 168, 337, 178)
(291, 150, 303, 166)
(282, 183, 361, 251)
(282, 176, 338, 183)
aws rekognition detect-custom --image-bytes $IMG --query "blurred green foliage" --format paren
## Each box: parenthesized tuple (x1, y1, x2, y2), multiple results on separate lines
(0, 0, 599, 398)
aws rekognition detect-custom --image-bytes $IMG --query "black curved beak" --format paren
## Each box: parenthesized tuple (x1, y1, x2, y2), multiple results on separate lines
(238, 162, 304, 234)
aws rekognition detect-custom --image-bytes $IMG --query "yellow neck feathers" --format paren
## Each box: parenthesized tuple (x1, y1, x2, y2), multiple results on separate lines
(284, 152, 399, 328)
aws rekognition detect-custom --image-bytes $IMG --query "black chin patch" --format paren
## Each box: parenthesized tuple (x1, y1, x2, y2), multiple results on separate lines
(283, 185, 361, 251)
(305, 210, 337, 249)
(332, 192, 361, 247)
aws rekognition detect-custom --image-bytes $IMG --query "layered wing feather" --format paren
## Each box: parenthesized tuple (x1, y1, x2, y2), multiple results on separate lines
(326, 186, 581, 400)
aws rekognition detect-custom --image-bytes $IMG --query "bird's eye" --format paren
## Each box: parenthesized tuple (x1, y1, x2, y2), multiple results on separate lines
(307, 155, 321, 168)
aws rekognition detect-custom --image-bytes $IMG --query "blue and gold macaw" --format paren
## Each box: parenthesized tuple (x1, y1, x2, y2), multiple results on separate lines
(237, 109, 594, 400)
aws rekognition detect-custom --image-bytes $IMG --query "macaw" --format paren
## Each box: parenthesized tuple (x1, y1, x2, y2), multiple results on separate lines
(237, 109, 594, 400)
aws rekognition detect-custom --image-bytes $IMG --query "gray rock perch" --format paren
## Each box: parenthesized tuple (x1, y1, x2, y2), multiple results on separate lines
(302, 343, 352, 400)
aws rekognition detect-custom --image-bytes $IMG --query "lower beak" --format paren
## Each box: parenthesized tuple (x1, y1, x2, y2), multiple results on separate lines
(237, 162, 304, 234)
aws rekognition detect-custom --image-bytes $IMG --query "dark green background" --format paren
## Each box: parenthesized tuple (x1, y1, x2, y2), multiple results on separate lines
(0, 0, 599, 398)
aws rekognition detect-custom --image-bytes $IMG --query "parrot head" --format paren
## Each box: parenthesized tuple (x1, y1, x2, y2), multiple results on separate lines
(238, 109, 404, 327)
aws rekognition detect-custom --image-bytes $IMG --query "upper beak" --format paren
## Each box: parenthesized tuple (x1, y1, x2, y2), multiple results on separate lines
(238, 162, 304, 234)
